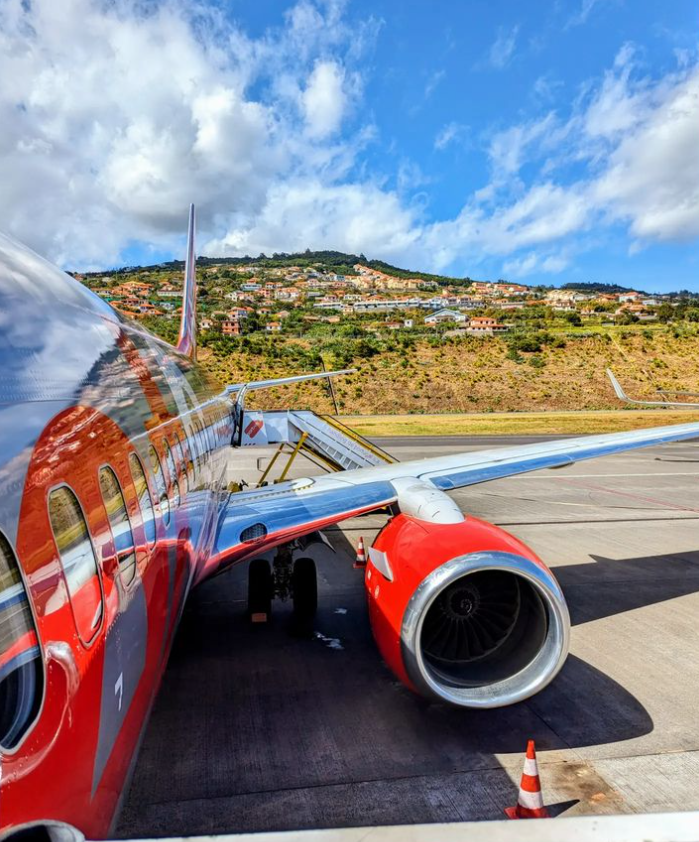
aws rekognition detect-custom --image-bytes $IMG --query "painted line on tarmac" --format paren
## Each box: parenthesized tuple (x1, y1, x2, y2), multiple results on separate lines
(331, 515, 699, 531)
(559, 478, 699, 515)
(508, 471, 699, 479)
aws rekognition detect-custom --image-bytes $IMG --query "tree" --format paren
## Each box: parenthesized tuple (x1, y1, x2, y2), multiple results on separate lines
(657, 303, 674, 323)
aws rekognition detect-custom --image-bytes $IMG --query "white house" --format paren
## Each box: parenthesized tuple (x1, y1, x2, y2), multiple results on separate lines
(425, 309, 467, 325)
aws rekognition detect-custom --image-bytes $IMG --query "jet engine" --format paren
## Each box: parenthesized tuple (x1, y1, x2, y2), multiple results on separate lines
(365, 512, 570, 708)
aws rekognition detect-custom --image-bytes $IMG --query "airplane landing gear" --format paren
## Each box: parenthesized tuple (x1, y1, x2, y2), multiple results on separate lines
(247, 546, 317, 635)
(291, 556, 317, 637)
(247, 558, 273, 622)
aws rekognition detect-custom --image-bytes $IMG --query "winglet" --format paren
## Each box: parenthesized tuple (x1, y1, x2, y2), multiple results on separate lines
(176, 204, 197, 359)
(224, 370, 355, 396)
(606, 368, 699, 408)
(606, 368, 628, 402)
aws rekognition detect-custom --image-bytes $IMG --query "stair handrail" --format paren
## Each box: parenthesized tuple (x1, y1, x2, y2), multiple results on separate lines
(317, 414, 395, 464)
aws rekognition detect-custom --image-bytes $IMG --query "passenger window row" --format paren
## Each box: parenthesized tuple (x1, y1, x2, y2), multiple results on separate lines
(0, 403, 233, 752)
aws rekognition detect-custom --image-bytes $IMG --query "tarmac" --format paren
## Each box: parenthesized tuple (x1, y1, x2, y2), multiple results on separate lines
(115, 435, 699, 838)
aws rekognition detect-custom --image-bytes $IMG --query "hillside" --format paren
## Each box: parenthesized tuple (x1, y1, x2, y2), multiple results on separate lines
(201, 329, 699, 415)
(78, 250, 467, 287)
(74, 253, 699, 418)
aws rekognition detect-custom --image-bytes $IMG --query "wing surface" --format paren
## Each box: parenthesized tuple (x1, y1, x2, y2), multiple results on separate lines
(607, 368, 699, 408)
(210, 419, 699, 572)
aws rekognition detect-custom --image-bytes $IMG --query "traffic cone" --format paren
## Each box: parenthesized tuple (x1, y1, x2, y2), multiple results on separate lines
(353, 536, 367, 568)
(505, 740, 549, 819)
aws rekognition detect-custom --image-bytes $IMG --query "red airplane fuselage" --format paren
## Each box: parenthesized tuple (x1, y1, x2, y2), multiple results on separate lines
(0, 234, 230, 837)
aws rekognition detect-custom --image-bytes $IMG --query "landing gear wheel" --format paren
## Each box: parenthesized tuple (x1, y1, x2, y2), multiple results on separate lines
(291, 557, 317, 638)
(248, 558, 273, 623)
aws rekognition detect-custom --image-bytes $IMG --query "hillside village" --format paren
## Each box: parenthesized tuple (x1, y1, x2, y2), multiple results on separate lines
(78, 254, 677, 341)
(74, 253, 699, 415)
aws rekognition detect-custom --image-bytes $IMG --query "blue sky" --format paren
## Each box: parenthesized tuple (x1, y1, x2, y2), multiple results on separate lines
(1, 0, 698, 290)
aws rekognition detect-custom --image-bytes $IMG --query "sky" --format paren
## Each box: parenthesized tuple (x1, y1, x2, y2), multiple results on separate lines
(0, 0, 698, 291)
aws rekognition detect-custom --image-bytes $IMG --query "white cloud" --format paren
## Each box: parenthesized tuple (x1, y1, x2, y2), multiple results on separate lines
(474, 46, 699, 260)
(488, 25, 519, 70)
(424, 69, 446, 99)
(203, 179, 420, 261)
(302, 60, 346, 138)
(0, 0, 697, 282)
(434, 122, 466, 151)
(593, 64, 699, 241)
(396, 159, 430, 193)
(503, 251, 570, 278)
(487, 112, 560, 176)
(566, 0, 605, 28)
(531, 74, 563, 105)
(0, 0, 367, 266)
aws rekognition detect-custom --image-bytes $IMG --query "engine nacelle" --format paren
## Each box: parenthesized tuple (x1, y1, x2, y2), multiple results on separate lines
(365, 513, 570, 708)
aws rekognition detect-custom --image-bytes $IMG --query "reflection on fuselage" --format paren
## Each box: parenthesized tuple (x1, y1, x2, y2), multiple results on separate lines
(0, 234, 235, 838)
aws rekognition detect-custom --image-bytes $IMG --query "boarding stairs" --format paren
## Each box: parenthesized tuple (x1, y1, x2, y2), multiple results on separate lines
(236, 409, 394, 483)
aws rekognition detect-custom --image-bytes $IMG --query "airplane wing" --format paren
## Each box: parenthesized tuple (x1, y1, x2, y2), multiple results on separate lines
(211, 418, 699, 570)
(607, 368, 699, 408)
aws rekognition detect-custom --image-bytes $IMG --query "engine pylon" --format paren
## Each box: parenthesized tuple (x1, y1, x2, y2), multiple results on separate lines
(505, 740, 550, 819)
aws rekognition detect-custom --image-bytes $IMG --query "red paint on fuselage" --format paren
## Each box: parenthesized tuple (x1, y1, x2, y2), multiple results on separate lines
(1, 348, 232, 837)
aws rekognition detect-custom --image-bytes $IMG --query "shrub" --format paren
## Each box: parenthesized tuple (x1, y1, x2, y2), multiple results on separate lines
(509, 335, 542, 353)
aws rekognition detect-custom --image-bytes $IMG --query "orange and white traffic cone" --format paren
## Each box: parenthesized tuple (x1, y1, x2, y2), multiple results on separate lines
(505, 740, 549, 819)
(353, 536, 367, 569)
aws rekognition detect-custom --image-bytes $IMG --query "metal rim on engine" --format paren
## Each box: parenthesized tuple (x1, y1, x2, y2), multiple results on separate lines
(400, 552, 570, 708)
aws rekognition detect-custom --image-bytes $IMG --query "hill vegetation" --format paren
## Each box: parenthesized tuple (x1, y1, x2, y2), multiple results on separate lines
(87, 249, 468, 287)
(76, 252, 699, 418)
(201, 328, 699, 415)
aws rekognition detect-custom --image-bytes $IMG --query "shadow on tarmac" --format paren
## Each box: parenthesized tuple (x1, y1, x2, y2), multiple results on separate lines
(112, 533, 699, 836)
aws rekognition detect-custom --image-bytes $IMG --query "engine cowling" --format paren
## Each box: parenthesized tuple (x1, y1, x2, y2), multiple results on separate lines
(365, 513, 570, 708)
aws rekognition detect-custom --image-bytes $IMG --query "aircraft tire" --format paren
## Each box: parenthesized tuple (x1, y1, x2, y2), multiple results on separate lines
(291, 557, 317, 637)
(248, 558, 273, 622)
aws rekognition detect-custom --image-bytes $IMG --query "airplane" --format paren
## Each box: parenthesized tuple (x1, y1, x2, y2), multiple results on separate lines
(607, 368, 699, 408)
(3, 206, 699, 839)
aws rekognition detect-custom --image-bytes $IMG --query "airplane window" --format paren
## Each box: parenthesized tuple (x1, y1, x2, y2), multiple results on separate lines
(98, 467, 137, 586)
(148, 445, 170, 526)
(173, 434, 189, 494)
(163, 441, 181, 507)
(48, 486, 103, 644)
(129, 454, 156, 546)
(183, 389, 196, 414)
(205, 415, 215, 450)
(185, 424, 198, 476)
(0, 531, 43, 750)
(195, 420, 206, 460)
(189, 423, 198, 471)
(184, 426, 197, 481)
(176, 430, 189, 464)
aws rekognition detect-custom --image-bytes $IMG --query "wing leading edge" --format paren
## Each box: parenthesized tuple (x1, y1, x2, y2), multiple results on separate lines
(210, 419, 699, 574)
